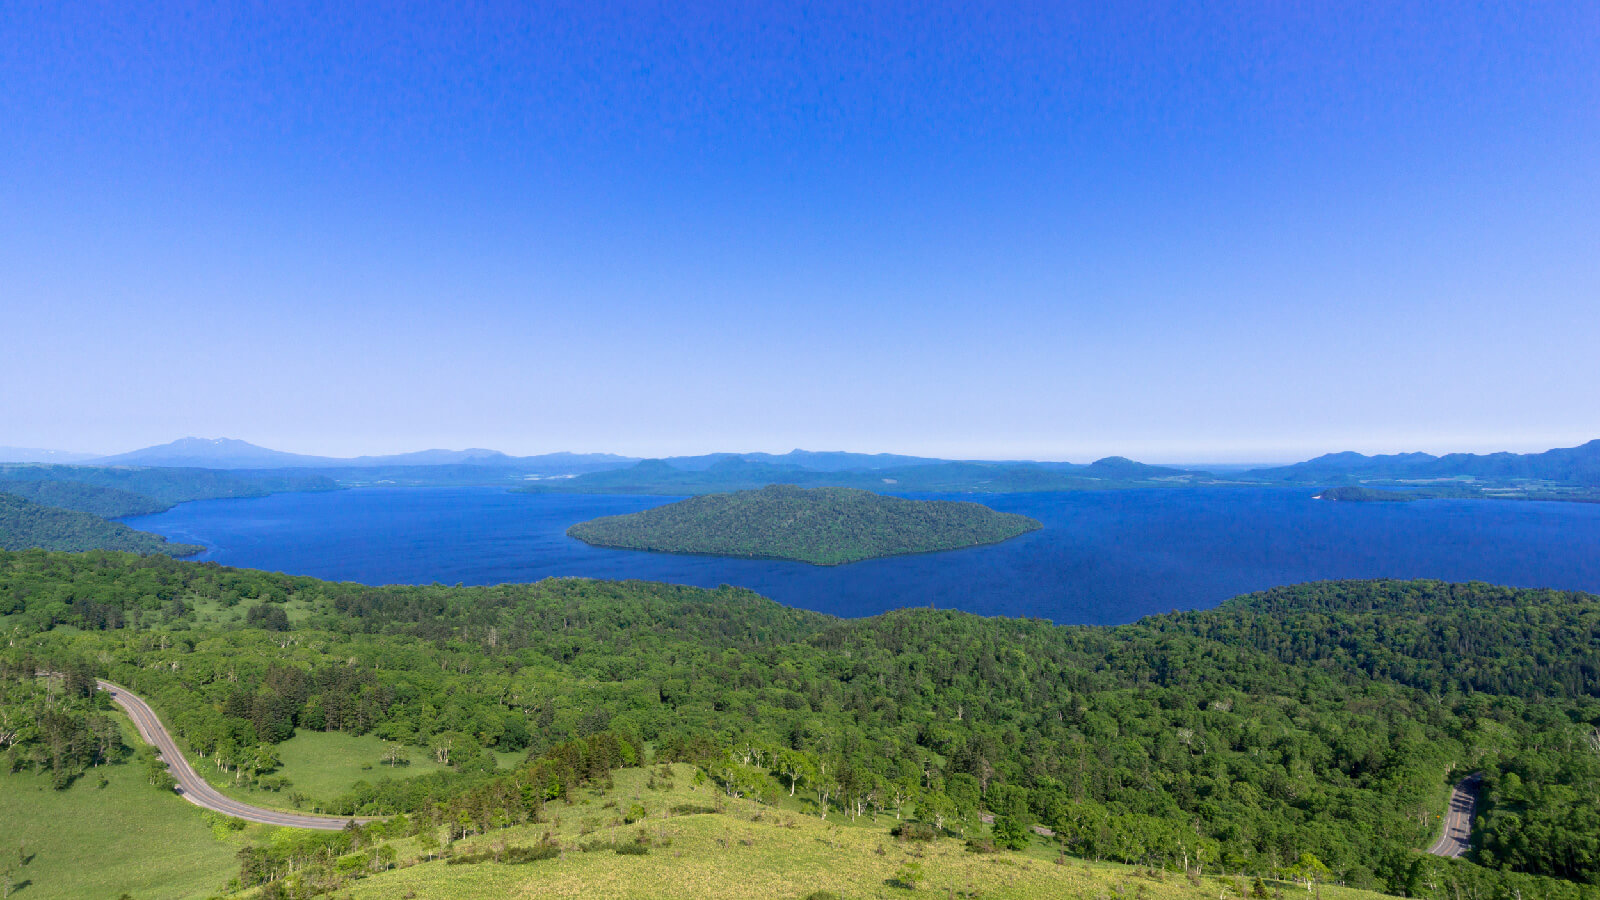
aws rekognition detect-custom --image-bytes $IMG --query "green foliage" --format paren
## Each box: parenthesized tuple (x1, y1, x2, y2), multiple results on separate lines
(0, 480, 171, 518)
(447, 841, 561, 865)
(891, 859, 924, 888)
(246, 602, 291, 631)
(0, 663, 127, 789)
(891, 821, 937, 842)
(5, 552, 1600, 896)
(991, 815, 1030, 850)
(1478, 747, 1600, 882)
(0, 493, 202, 556)
(568, 484, 1042, 565)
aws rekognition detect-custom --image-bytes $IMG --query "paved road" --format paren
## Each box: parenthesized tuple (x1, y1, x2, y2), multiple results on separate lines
(1426, 773, 1482, 858)
(98, 678, 369, 831)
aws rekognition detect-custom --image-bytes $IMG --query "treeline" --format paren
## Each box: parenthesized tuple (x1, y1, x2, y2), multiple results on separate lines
(0, 658, 127, 787)
(3, 550, 1600, 895)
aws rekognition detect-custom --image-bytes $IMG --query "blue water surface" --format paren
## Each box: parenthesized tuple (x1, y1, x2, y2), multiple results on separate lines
(125, 487, 1600, 625)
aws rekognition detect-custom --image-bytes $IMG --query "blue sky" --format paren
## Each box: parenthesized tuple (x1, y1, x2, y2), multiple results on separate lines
(3, 2, 1596, 462)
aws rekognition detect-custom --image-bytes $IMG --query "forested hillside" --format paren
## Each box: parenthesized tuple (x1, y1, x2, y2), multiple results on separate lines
(568, 484, 1042, 564)
(0, 494, 203, 555)
(0, 463, 340, 506)
(3, 552, 1598, 899)
(0, 479, 172, 517)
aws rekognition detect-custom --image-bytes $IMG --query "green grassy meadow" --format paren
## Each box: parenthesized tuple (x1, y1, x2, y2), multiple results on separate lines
(192, 729, 525, 813)
(194, 729, 453, 812)
(0, 722, 244, 900)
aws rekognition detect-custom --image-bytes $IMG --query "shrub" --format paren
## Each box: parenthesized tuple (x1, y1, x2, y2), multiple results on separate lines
(892, 861, 925, 889)
(965, 837, 1000, 854)
(446, 842, 559, 866)
(504, 844, 560, 864)
(891, 822, 937, 842)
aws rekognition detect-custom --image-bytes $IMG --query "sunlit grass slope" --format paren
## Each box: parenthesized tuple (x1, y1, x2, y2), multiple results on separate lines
(333, 765, 1393, 900)
(0, 722, 245, 900)
(194, 729, 523, 813)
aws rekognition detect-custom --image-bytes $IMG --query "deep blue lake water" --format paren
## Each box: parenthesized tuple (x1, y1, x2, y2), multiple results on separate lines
(126, 486, 1600, 625)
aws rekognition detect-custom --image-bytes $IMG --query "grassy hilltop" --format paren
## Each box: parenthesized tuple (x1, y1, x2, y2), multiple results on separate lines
(567, 484, 1043, 564)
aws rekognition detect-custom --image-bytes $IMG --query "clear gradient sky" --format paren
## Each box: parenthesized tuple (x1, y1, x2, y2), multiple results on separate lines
(3, 3, 1596, 462)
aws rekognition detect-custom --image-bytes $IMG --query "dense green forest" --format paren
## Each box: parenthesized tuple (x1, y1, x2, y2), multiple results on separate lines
(0, 463, 340, 506)
(0, 479, 173, 517)
(0, 659, 129, 788)
(0, 494, 203, 555)
(567, 484, 1043, 564)
(3, 551, 1599, 898)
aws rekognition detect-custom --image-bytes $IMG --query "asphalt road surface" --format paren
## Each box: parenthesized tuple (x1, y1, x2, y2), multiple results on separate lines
(1426, 773, 1482, 858)
(99, 678, 370, 830)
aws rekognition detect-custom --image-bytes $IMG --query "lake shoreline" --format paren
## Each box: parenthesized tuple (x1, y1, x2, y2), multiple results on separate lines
(125, 484, 1600, 626)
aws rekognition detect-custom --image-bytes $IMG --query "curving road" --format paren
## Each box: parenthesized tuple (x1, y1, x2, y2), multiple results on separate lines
(1427, 773, 1482, 858)
(98, 678, 370, 830)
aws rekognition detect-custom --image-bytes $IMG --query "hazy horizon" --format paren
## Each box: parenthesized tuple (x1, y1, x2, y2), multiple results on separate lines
(4, 433, 1597, 469)
(5, 5, 1595, 462)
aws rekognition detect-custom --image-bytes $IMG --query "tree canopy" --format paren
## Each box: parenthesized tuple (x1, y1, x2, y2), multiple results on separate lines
(3, 551, 1598, 898)
(567, 484, 1042, 564)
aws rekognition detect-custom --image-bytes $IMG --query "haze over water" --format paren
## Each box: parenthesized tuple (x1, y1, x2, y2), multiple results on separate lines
(128, 487, 1600, 625)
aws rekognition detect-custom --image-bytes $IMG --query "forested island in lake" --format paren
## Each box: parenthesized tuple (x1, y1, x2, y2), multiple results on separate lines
(567, 484, 1043, 564)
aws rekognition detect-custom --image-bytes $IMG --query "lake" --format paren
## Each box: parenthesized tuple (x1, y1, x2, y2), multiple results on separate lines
(126, 486, 1600, 625)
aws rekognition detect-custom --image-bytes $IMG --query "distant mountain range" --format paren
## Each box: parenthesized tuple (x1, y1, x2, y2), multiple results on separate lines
(517, 455, 1201, 495)
(87, 437, 634, 472)
(6, 436, 1599, 494)
(1247, 439, 1600, 485)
